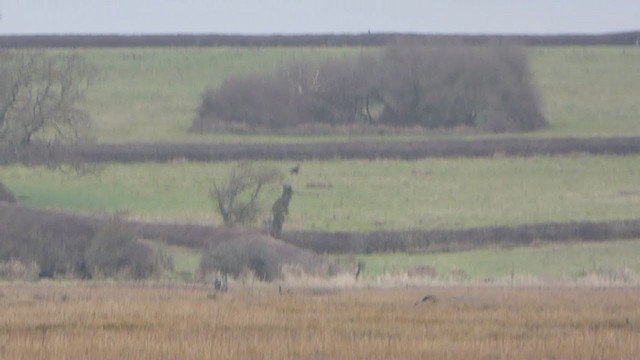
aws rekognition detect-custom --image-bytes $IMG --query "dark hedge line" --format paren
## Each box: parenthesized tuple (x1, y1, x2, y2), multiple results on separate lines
(281, 219, 640, 254)
(4, 204, 640, 258)
(0, 32, 639, 48)
(3, 137, 639, 165)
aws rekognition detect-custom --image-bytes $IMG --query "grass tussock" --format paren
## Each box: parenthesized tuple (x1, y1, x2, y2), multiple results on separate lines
(0, 283, 639, 359)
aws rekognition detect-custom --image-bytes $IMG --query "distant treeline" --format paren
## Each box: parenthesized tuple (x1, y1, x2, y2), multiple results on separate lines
(3, 204, 640, 256)
(3, 136, 640, 165)
(1, 32, 639, 48)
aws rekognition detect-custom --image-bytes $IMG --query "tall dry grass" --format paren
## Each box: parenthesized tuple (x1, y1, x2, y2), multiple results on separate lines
(0, 283, 638, 359)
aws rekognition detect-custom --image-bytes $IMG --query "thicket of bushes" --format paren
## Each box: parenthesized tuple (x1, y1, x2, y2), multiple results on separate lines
(0, 204, 321, 281)
(84, 219, 161, 279)
(0, 205, 162, 280)
(194, 43, 547, 133)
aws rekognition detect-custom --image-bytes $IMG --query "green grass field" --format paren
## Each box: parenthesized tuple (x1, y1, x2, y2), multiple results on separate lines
(355, 239, 640, 280)
(3, 154, 640, 231)
(53, 46, 640, 142)
(529, 47, 640, 137)
(81, 47, 371, 142)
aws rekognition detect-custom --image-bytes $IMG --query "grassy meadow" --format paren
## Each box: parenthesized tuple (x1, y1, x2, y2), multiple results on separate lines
(59, 45, 640, 142)
(355, 239, 640, 281)
(3, 154, 640, 231)
(1, 284, 639, 359)
(81, 46, 372, 143)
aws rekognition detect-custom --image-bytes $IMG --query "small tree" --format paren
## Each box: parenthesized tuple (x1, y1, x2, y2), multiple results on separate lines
(0, 50, 94, 161)
(0, 50, 95, 194)
(270, 184, 293, 238)
(210, 162, 282, 227)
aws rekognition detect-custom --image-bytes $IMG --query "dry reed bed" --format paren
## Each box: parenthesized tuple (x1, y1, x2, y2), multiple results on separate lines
(0, 283, 639, 359)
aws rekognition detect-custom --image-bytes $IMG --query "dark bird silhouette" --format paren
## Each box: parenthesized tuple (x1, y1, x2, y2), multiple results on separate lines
(414, 294, 438, 307)
(290, 164, 300, 175)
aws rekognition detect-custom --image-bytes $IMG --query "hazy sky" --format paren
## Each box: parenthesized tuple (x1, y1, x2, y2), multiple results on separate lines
(0, 0, 638, 35)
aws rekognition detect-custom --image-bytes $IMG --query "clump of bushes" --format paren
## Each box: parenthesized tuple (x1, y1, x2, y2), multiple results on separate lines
(84, 219, 161, 279)
(23, 217, 95, 278)
(194, 42, 546, 134)
(199, 237, 282, 282)
(0, 206, 162, 280)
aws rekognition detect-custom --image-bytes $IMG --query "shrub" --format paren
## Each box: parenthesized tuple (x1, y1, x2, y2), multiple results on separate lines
(200, 237, 282, 282)
(84, 219, 160, 279)
(210, 162, 282, 227)
(27, 218, 94, 278)
(0, 205, 95, 278)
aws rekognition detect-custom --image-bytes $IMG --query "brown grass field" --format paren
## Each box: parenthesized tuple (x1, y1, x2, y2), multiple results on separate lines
(1, 283, 639, 359)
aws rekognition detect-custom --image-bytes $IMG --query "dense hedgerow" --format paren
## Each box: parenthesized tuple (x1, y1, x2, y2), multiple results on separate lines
(0, 205, 162, 279)
(3, 137, 640, 166)
(194, 42, 547, 133)
(280, 219, 640, 254)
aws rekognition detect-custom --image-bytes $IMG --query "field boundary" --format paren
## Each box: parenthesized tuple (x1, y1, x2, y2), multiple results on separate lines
(1, 31, 639, 48)
(281, 220, 640, 253)
(2, 204, 640, 254)
(5, 136, 640, 164)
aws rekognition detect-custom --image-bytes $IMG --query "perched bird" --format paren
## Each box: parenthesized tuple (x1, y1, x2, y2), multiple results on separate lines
(290, 164, 300, 175)
(414, 294, 438, 307)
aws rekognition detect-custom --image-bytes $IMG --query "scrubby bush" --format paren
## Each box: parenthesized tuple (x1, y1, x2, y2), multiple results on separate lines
(210, 162, 282, 227)
(25, 218, 94, 278)
(0, 206, 94, 278)
(200, 237, 282, 281)
(194, 42, 546, 134)
(84, 219, 160, 279)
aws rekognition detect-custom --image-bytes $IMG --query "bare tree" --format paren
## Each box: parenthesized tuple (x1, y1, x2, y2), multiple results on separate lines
(210, 162, 282, 227)
(0, 50, 95, 161)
